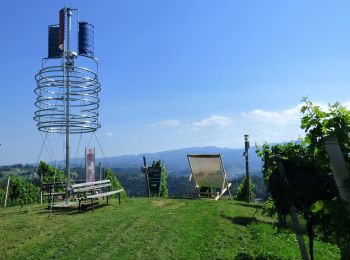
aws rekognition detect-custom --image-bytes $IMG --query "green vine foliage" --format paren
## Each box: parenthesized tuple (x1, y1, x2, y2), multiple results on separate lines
(234, 176, 255, 201)
(256, 98, 350, 259)
(301, 98, 350, 258)
(261, 198, 277, 217)
(300, 98, 350, 173)
(9, 177, 39, 208)
(104, 168, 127, 199)
(38, 161, 66, 184)
(0, 188, 4, 205)
(160, 166, 168, 198)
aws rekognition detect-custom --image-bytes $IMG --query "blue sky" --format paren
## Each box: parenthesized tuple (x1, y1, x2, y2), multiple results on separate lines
(1, 1, 350, 165)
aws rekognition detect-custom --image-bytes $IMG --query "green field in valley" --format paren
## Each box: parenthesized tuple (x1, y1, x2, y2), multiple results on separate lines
(0, 198, 340, 259)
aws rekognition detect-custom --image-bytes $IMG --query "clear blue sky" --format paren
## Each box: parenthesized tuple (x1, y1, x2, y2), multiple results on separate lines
(1, 0, 350, 165)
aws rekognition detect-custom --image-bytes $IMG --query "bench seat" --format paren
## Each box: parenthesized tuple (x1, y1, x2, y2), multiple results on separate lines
(72, 180, 124, 212)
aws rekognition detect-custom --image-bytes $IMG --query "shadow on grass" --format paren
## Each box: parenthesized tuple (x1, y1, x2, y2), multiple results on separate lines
(169, 196, 197, 200)
(234, 252, 282, 260)
(220, 213, 273, 227)
(35, 202, 114, 216)
(221, 215, 257, 226)
(234, 202, 263, 209)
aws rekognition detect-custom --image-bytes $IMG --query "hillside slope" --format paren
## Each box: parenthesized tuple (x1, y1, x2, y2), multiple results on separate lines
(64, 146, 263, 177)
(0, 198, 339, 259)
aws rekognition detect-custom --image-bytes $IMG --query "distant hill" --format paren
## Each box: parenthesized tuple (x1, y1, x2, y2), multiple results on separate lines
(64, 146, 262, 178)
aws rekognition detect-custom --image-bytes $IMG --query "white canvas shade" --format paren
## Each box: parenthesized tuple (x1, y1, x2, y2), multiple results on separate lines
(187, 154, 232, 200)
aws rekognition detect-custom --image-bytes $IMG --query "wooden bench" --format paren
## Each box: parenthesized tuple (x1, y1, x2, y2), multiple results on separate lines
(72, 180, 124, 212)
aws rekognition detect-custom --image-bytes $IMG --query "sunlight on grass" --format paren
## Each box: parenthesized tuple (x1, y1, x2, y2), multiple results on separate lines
(0, 198, 340, 259)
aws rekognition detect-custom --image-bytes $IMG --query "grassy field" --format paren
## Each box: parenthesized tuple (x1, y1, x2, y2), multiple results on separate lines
(0, 198, 340, 259)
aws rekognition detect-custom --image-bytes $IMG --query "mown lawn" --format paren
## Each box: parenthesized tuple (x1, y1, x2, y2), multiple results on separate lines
(0, 198, 340, 259)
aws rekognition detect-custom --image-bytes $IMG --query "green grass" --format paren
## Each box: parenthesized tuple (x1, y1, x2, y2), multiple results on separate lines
(0, 198, 340, 259)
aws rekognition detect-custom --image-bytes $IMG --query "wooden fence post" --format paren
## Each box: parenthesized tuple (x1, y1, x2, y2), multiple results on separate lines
(4, 176, 11, 208)
(324, 136, 350, 216)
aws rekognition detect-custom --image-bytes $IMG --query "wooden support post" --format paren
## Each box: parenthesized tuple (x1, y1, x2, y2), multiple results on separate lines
(4, 176, 10, 208)
(143, 156, 151, 198)
(118, 193, 121, 205)
(325, 136, 350, 217)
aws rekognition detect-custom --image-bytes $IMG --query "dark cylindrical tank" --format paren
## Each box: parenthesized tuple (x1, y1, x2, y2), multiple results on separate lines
(78, 22, 94, 57)
(59, 8, 65, 50)
(48, 25, 62, 58)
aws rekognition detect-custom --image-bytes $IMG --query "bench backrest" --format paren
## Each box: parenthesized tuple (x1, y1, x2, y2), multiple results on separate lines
(72, 180, 111, 193)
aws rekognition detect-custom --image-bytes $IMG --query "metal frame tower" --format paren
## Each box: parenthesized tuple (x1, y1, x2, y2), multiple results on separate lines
(34, 7, 101, 205)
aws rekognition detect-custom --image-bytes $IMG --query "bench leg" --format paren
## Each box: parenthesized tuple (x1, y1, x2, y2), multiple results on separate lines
(118, 193, 121, 205)
(79, 200, 81, 213)
(107, 196, 109, 205)
(92, 199, 94, 212)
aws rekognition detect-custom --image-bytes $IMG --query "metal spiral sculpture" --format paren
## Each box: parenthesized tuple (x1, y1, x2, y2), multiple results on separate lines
(34, 7, 101, 205)
(34, 61, 101, 134)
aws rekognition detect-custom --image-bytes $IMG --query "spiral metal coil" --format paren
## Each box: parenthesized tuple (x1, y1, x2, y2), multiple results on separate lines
(34, 64, 101, 134)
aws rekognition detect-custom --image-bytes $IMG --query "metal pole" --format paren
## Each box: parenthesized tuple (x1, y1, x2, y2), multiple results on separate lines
(65, 8, 72, 203)
(244, 134, 250, 203)
(85, 147, 87, 181)
(99, 162, 102, 181)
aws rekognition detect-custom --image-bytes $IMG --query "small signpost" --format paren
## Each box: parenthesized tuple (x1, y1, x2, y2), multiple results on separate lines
(147, 167, 162, 196)
(141, 157, 163, 197)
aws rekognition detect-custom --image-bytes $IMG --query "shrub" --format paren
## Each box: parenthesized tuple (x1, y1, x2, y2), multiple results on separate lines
(0, 188, 4, 205)
(105, 168, 127, 199)
(9, 177, 39, 208)
(234, 176, 255, 201)
(159, 166, 168, 198)
(38, 161, 66, 183)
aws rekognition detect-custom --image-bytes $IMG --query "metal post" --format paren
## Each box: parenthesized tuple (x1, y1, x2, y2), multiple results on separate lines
(65, 8, 72, 203)
(244, 134, 250, 203)
(85, 147, 87, 181)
